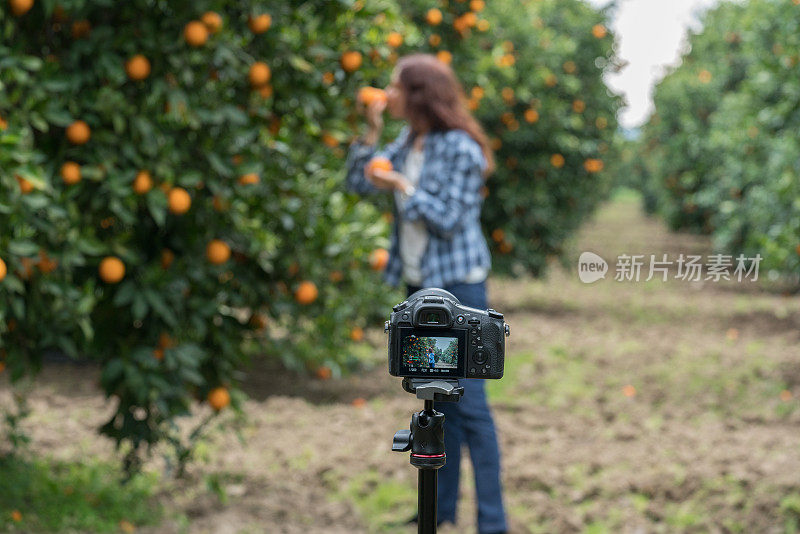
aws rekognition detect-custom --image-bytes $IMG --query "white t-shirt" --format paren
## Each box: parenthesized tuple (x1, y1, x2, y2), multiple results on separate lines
(395, 147, 428, 285)
(395, 145, 488, 286)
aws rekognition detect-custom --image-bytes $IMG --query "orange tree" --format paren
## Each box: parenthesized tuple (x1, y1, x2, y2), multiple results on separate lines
(635, 0, 800, 277)
(397, 0, 622, 275)
(0, 0, 410, 467)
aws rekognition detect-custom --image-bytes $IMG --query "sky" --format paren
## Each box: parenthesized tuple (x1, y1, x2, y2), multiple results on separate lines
(586, 0, 722, 129)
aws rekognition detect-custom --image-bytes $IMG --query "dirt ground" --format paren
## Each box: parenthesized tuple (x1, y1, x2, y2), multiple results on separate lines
(2, 193, 800, 533)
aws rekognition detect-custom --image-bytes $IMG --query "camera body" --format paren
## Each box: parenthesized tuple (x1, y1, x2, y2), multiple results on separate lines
(386, 288, 508, 379)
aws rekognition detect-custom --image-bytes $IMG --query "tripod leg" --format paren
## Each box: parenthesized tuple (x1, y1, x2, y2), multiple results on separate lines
(418, 469, 437, 534)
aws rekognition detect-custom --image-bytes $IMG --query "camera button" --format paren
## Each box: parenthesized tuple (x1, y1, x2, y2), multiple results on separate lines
(470, 367, 476, 374)
(402, 313, 409, 321)
(456, 315, 465, 324)
(481, 368, 487, 374)
(470, 328, 477, 334)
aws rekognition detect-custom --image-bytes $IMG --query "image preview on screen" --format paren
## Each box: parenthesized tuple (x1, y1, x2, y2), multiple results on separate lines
(402, 335, 459, 370)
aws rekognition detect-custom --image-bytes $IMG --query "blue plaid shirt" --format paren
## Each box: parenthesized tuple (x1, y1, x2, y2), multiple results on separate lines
(345, 126, 492, 288)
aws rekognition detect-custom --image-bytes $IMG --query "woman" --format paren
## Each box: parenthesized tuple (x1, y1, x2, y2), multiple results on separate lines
(345, 53, 508, 534)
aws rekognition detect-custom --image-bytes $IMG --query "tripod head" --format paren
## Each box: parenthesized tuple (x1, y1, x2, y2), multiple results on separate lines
(402, 377, 464, 402)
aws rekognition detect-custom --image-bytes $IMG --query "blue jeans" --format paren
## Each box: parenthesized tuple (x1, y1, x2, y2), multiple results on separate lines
(406, 281, 508, 534)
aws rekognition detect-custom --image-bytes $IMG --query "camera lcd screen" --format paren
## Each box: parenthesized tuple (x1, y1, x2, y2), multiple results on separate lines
(398, 327, 466, 378)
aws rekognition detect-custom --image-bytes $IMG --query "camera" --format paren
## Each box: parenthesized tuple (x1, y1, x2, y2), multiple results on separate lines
(385, 288, 509, 379)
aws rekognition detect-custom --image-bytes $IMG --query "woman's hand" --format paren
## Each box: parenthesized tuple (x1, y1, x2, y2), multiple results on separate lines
(367, 168, 411, 193)
(356, 98, 385, 145)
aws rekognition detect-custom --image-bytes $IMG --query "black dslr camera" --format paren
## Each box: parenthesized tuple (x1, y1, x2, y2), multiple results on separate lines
(385, 288, 509, 379)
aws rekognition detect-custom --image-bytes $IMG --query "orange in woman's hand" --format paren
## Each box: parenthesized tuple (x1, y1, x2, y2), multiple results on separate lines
(358, 87, 387, 107)
(366, 157, 392, 176)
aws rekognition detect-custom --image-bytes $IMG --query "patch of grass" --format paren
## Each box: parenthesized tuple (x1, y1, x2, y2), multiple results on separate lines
(328, 469, 416, 533)
(0, 453, 162, 533)
(487, 350, 535, 403)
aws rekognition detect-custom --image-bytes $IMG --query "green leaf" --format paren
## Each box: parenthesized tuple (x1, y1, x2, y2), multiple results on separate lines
(8, 240, 39, 256)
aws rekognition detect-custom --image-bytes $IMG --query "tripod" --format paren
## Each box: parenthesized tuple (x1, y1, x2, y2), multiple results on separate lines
(393, 377, 464, 534)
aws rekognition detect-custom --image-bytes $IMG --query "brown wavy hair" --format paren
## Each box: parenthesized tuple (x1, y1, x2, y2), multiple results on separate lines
(396, 53, 495, 176)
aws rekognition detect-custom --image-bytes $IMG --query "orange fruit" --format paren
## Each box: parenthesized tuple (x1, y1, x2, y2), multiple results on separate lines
(206, 239, 231, 265)
(426, 8, 443, 25)
(99, 256, 125, 284)
(499, 241, 512, 254)
(329, 270, 344, 283)
(248, 13, 272, 34)
(249, 62, 271, 87)
(387, 32, 403, 48)
(436, 50, 452, 64)
(201, 11, 222, 33)
(132, 170, 153, 194)
(66, 120, 91, 145)
(544, 74, 557, 87)
(340, 50, 363, 72)
(698, 69, 712, 83)
(161, 249, 175, 269)
(315, 366, 332, 380)
(10, 510, 22, 522)
(584, 158, 604, 173)
(369, 248, 389, 271)
(592, 24, 607, 39)
(471, 86, 485, 99)
(795, 244, 800, 256)
(71, 19, 91, 39)
(366, 157, 392, 177)
(572, 99, 586, 113)
(550, 153, 565, 168)
(357, 86, 387, 107)
(153, 348, 165, 361)
(350, 326, 364, 342)
(258, 85, 273, 98)
(158, 332, 175, 349)
(17, 257, 34, 280)
(563, 61, 577, 74)
(429, 34, 441, 47)
(9, 0, 32, 16)
(0, 257, 6, 281)
(295, 281, 318, 305)
(470, 0, 485, 11)
(238, 173, 259, 185)
(322, 71, 335, 85)
(524, 109, 539, 123)
(491, 228, 505, 243)
(351, 397, 367, 408)
(208, 387, 231, 411)
(60, 162, 81, 185)
(622, 384, 636, 397)
(460, 12, 478, 28)
(0, 115, 7, 130)
(16, 175, 33, 194)
(321, 132, 339, 148)
(184, 20, 208, 47)
(0, 362, 5, 374)
(250, 313, 268, 330)
(212, 195, 227, 212)
(476, 19, 490, 32)
(780, 390, 793, 402)
(125, 54, 150, 81)
(167, 187, 191, 214)
(501, 87, 514, 102)
(37, 250, 57, 274)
